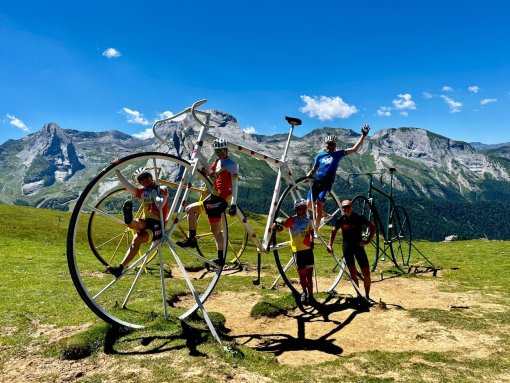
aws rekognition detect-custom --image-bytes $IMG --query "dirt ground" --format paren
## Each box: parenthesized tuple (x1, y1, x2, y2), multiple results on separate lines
(1, 272, 507, 382)
(202, 274, 504, 366)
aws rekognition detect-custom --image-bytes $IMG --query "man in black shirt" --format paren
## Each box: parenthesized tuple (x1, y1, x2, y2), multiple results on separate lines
(327, 199, 376, 305)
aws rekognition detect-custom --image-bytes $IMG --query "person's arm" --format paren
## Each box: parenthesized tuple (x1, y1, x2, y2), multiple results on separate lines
(306, 153, 321, 178)
(327, 227, 338, 253)
(345, 124, 370, 155)
(361, 220, 376, 246)
(228, 161, 239, 216)
(115, 168, 137, 195)
(306, 165, 318, 178)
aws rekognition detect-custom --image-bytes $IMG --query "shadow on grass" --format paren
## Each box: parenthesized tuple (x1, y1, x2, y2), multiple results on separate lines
(103, 320, 210, 357)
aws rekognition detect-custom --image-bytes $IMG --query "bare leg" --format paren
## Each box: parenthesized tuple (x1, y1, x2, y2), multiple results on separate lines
(315, 200, 324, 229)
(120, 225, 150, 267)
(348, 266, 360, 290)
(361, 266, 371, 298)
(210, 220, 224, 252)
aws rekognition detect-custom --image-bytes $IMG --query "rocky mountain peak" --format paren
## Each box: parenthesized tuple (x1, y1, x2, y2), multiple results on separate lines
(16, 123, 85, 195)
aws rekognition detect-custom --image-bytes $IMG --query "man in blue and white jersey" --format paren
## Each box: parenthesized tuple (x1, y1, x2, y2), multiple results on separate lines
(306, 124, 370, 229)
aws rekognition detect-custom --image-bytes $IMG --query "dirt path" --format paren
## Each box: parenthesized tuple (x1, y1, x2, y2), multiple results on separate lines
(203, 276, 503, 366)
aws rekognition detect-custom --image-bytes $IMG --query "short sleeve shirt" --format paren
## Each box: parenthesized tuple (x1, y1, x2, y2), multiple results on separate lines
(283, 215, 314, 252)
(135, 186, 169, 221)
(334, 213, 369, 245)
(210, 157, 238, 201)
(314, 150, 346, 182)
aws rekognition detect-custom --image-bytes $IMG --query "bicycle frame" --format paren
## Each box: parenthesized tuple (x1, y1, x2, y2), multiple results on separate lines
(153, 100, 309, 254)
(352, 169, 396, 240)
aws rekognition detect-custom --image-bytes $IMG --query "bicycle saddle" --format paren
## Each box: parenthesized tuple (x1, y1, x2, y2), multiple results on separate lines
(285, 116, 302, 126)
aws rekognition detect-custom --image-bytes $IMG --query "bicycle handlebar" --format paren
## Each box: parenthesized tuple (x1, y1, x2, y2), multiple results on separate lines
(152, 99, 215, 144)
(191, 99, 215, 129)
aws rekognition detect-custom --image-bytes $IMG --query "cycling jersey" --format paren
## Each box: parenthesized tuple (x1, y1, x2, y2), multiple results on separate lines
(313, 150, 346, 182)
(135, 186, 169, 221)
(283, 215, 314, 252)
(210, 157, 238, 201)
(334, 212, 369, 245)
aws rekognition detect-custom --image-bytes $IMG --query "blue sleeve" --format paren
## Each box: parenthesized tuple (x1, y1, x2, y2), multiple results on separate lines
(313, 153, 322, 168)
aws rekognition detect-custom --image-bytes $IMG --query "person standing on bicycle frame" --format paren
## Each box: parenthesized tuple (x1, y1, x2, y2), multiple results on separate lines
(107, 164, 169, 277)
(327, 199, 376, 305)
(306, 124, 370, 229)
(272, 198, 316, 306)
(177, 138, 238, 267)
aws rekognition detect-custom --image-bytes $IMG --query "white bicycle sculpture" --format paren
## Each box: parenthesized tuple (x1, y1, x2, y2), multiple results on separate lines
(67, 100, 369, 343)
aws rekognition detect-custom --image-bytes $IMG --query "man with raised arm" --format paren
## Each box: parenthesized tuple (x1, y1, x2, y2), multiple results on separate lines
(107, 164, 169, 278)
(306, 124, 370, 230)
(177, 138, 238, 267)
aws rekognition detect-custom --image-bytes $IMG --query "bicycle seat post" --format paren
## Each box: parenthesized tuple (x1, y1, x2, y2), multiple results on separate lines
(281, 116, 301, 162)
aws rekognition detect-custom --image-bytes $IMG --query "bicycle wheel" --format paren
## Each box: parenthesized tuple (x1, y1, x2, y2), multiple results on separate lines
(87, 188, 142, 267)
(272, 176, 344, 305)
(389, 205, 412, 268)
(351, 195, 380, 272)
(68, 152, 225, 328)
(194, 208, 248, 267)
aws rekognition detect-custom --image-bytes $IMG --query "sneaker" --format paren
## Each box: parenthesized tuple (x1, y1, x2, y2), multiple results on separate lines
(300, 292, 308, 304)
(123, 200, 133, 225)
(107, 264, 124, 278)
(212, 258, 225, 267)
(176, 237, 197, 248)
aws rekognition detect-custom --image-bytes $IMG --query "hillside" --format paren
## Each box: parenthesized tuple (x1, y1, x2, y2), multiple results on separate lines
(1, 111, 510, 240)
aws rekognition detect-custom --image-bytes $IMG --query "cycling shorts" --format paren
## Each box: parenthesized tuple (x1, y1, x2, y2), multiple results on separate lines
(294, 249, 315, 270)
(342, 244, 369, 269)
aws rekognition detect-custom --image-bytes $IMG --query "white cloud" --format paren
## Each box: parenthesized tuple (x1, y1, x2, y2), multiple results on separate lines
(440, 95, 462, 113)
(6, 114, 29, 132)
(400, 111, 409, 117)
(299, 95, 358, 121)
(121, 107, 149, 125)
(103, 48, 121, 58)
(377, 107, 391, 117)
(158, 110, 186, 122)
(133, 128, 154, 140)
(243, 126, 257, 134)
(392, 94, 416, 111)
(422, 92, 434, 99)
(480, 98, 497, 105)
(442, 86, 454, 92)
(468, 85, 480, 93)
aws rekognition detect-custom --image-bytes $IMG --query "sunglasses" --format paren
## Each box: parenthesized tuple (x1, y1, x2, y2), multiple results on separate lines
(215, 149, 227, 154)
(342, 205, 352, 209)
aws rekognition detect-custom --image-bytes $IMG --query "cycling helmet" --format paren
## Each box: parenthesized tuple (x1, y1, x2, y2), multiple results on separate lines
(212, 138, 228, 150)
(325, 135, 338, 144)
(294, 198, 308, 210)
(133, 167, 152, 182)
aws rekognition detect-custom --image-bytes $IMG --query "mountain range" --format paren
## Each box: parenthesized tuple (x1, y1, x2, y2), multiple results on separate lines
(1, 110, 510, 241)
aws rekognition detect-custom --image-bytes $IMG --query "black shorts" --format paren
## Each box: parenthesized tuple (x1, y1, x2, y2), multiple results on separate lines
(342, 244, 369, 269)
(201, 194, 228, 222)
(144, 218, 163, 241)
(294, 249, 314, 270)
(308, 179, 333, 202)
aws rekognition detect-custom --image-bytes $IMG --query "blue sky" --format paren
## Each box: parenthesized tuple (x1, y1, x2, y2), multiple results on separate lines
(1, 1, 509, 145)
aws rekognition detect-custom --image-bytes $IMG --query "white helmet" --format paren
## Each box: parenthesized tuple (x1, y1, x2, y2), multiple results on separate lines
(325, 135, 338, 144)
(294, 198, 307, 210)
(212, 138, 228, 150)
(133, 167, 152, 182)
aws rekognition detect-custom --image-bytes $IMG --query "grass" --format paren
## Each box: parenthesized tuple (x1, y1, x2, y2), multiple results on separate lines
(1, 204, 510, 382)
